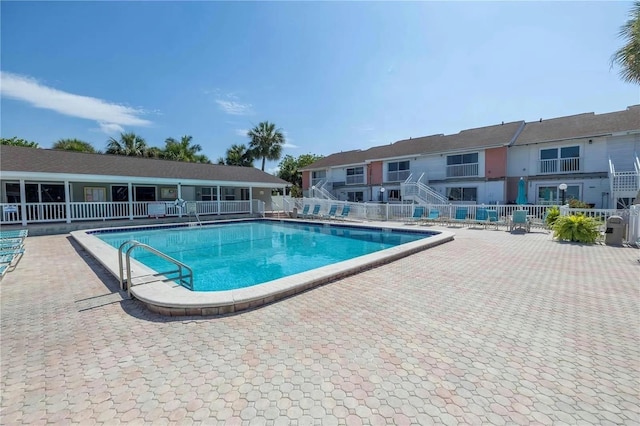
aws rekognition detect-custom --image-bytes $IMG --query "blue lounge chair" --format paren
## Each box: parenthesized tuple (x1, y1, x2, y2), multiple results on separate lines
(308, 204, 321, 219)
(449, 207, 469, 227)
(0, 230, 28, 240)
(471, 208, 488, 228)
(406, 206, 425, 224)
(299, 204, 310, 218)
(321, 205, 339, 220)
(422, 209, 441, 225)
(510, 210, 531, 232)
(486, 210, 506, 230)
(335, 205, 351, 221)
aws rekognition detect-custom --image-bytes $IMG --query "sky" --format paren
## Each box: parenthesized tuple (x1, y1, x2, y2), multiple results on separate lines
(1, 1, 638, 174)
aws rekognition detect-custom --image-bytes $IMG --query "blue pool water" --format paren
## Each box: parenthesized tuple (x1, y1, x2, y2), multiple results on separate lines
(95, 221, 434, 292)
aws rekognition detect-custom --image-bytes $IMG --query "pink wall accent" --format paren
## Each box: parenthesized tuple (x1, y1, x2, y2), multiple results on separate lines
(485, 147, 507, 178)
(369, 161, 383, 185)
(302, 171, 310, 190)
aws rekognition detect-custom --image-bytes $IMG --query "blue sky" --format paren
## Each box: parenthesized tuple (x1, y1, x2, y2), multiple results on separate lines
(1, 1, 638, 173)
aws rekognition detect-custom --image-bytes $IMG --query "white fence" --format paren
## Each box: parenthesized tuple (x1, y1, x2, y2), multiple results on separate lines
(1, 200, 261, 225)
(299, 197, 639, 244)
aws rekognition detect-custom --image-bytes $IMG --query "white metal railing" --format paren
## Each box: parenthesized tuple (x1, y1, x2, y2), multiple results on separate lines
(0, 200, 257, 225)
(387, 170, 411, 182)
(401, 173, 448, 205)
(345, 175, 365, 185)
(538, 157, 581, 174)
(446, 163, 479, 178)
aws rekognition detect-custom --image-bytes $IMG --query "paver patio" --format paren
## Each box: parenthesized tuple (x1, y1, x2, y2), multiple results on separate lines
(1, 224, 639, 425)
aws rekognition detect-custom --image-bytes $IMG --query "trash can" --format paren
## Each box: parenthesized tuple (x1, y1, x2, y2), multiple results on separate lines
(290, 207, 298, 219)
(605, 215, 625, 246)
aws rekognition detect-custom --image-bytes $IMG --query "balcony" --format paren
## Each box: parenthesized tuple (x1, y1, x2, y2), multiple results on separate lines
(446, 163, 479, 178)
(387, 170, 410, 182)
(346, 175, 365, 185)
(538, 157, 581, 174)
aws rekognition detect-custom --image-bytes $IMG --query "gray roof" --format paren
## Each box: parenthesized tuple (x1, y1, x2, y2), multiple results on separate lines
(302, 121, 524, 170)
(513, 105, 640, 145)
(0, 145, 288, 186)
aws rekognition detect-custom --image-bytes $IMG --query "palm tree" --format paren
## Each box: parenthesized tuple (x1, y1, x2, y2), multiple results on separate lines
(224, 144, 254, 167)
(162, 135, 210, 163)
(611, 1, 640, 84)
(247, 121, 285, 171)
(52, 138, 97, 153)
(105, 132, 148, 156)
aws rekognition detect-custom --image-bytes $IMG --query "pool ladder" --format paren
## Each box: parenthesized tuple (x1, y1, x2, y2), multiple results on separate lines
(118, 240, 194, 298)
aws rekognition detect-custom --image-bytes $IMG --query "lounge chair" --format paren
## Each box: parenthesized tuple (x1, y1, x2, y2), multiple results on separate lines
(0, 240, 24, 251)
(470, 208, 489, 228)
(510, 210, 531, 232)
(449, 207, 469, 227)
(334, 205, 351, 221)
(422, 209, 441, 225)
(486, 210, 506, 230)
(0, 230, 28, 240)
(406, 206, 425, 224)
(306, 204, 321, 219)
(321, 205, 339, 220)
(298, 204, 310, 218)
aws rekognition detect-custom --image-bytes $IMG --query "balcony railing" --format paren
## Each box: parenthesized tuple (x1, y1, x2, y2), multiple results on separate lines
(538, 157, 581, 174)
(387, 170, 410, 182)
(446, 163, 479, 178)
(346, 175, 365, 185)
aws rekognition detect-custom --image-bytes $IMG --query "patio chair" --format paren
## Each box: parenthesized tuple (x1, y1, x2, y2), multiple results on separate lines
(334, 205, 351, 221)
(422, 209, 441, 225)
(486, 210, 506, 230)
(470, 208, 489, 228)
(321, 205, 339, 220)
(510, 210, 531, 232)
(298, 204, 310, 218)
(406, 206, 425, 224)
(449, 207, 469, 227)
(306, 204, 321, 219)
(0, 230, 28, 240)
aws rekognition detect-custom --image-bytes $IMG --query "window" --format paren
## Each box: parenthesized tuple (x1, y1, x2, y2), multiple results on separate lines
(223, 187, 236, 200)
(200, 187, 217, 201)
(446, 187, 477, 202)
(387, 161, 410, 182)
(134, 186, 156, 202)
(84, 187, 106, 202)
(240, 188, 250, 200)
(311, 170, 326, 187)
(346, 167, 364, 185)
(446, 153, 479, 177)
(387, 189, 401, 201)
(539, 146, 580, 173)
(537, 185, 580, 204)
(346, 191, 363, 202)
(112, 185, 129, 202)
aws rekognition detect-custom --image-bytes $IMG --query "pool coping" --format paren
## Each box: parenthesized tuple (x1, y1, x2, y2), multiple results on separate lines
(71, 219, 455, 316)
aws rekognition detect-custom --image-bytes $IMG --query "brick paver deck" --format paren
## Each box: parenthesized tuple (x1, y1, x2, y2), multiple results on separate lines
(1, 225, 639, 424)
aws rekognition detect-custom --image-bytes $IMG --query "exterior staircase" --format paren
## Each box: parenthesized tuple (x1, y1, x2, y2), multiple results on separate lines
(609, 154, 640, 208)
(401, 173, 448, 205)
(311, 180, 337, 200)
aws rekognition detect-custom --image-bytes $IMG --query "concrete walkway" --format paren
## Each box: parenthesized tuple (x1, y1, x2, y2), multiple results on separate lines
(1, 225, 639, 424)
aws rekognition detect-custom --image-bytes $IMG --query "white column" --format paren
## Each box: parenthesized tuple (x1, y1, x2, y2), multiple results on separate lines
(217, 186, 221, 215)
(249, 186, 253, 214)
(64, 181, 71, 223)
(128, 182, 134, 220)
(177, 183, 183, 218)
(19, 179, 27, 226)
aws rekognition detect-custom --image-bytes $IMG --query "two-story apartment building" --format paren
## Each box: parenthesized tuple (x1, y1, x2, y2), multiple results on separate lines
(302, 106, 640, 208)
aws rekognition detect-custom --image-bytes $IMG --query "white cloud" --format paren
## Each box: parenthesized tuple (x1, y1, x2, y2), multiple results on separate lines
(98, 122, 125, 135)
(215, 99, 253, 115)
(0, 71, 152, 127)
(282, 142, 298, 149)
(235, 128, 249, 137)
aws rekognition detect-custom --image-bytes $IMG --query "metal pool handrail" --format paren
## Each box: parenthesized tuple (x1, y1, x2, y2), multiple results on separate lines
(117, 240, 194, 297)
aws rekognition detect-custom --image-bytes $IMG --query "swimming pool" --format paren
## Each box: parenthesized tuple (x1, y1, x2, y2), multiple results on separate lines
(72, 219, 454, 315)
(94, 221, 432, 291)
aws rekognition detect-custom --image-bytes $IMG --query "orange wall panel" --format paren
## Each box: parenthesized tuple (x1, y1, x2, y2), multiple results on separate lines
(485, 147, 507, 178)
(369, 161, 383, 185)
(302, 171, 310, 189)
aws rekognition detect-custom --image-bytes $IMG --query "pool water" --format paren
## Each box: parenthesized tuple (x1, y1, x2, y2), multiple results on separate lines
(96, 221, 433, 292)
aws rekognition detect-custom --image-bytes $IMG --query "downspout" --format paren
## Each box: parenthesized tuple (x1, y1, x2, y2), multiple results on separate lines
(128, 182, 133, 220)
(19, 179, 27, 226)
(64, 180, 71, 224)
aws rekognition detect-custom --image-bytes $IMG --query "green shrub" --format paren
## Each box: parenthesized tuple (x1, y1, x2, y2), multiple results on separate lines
(568, 199, 592, 209)
(545, 206, 560, 227)
(552, 214, 600, 244)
